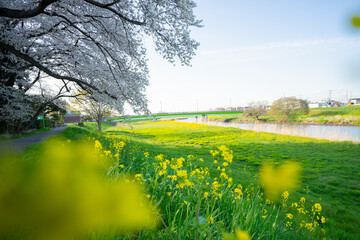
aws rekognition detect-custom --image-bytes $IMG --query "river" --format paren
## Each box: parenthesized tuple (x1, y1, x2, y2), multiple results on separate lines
(178, 118, 360, 143)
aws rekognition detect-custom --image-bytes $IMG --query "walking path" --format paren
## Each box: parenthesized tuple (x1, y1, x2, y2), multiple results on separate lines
(0, 126, 67, 155)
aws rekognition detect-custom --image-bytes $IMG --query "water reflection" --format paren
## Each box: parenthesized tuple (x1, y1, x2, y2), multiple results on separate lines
(178, 118, 360, 143)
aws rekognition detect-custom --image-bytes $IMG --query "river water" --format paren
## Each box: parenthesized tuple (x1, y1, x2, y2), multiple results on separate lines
(178, 118, 360, 143)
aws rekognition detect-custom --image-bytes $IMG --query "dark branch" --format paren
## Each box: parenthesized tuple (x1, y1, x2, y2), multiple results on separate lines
(0, 41, 117, 100)
(0, 0, 57, 18)
(83, 0, 146, 26)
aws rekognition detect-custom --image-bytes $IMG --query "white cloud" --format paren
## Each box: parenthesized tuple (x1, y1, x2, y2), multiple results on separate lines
(200, 37, 360, 55)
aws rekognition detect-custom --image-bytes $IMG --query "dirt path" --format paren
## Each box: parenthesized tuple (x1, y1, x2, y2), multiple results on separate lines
(0, 126, 67, 155)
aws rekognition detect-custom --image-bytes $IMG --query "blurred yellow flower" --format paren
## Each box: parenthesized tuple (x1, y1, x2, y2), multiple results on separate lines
(259, 161, 302, 201)
(223, 229, 251, 240)
(0, 140, 158, 239)
(210, 150, 219, 157)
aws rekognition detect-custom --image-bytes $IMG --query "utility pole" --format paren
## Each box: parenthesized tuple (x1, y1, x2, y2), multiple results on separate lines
(197, 98, 199, 112)
(328, 90, 332, 104)
(160, 101, 162, 113)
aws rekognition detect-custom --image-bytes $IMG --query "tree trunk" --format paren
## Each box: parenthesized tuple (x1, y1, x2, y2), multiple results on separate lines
(20, 103, 46, 132)
(97, 120, 102, 132)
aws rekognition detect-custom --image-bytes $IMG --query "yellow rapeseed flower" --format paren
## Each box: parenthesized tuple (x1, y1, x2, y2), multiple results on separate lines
(313, 203, 322, 213)
(220, 172, 229, 179)
(94, 140, 102, 151)
(212, 181, 219, 189)
(176, 170, 187, 178)
(282, 191, 289, 200)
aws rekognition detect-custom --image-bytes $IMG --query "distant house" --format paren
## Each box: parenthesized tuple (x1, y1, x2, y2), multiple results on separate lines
(236, 106, 244, 111)
(348, 98, 360, 106)
(226, 107, 236, 111)
(216, 107, 225, 111)
(64, 115, 81, 124)
(309, 103, 320, 108)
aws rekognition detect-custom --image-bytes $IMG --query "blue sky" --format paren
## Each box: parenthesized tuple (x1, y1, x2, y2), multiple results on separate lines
(144, 0, 360, 113)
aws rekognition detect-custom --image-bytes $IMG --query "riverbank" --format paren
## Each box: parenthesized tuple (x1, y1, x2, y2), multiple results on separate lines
(208, 106, 360, 126)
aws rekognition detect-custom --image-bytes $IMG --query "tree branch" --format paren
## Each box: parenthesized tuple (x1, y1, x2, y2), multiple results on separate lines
(0, 0, 57, 18)
(0, 41, 117, 100)
(83, 0, 146, 26)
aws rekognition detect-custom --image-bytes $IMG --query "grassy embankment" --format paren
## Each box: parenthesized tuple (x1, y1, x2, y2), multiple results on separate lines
(108, 111, 243, 122)
(208, 106, 360, 125)
(60, 121, 359, 239)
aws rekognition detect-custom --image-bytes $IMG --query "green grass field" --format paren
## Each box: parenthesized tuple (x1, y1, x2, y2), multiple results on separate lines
(6, 120, 359, 239)
(98, 121, 360, 239)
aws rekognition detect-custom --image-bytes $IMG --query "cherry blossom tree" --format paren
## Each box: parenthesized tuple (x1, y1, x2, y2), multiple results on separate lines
(0, 0, 201, 131)
(271, 97, 309, 120)
(244, 101, 269, 120)
(71, 92, 113, 132)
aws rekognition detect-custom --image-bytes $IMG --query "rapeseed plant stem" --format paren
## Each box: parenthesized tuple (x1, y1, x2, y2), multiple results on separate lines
(159, 216, 175, 240)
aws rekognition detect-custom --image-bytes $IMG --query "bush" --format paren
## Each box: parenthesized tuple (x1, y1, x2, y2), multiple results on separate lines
(36, 119, 54, 129)
(78, 122, 85, 127)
